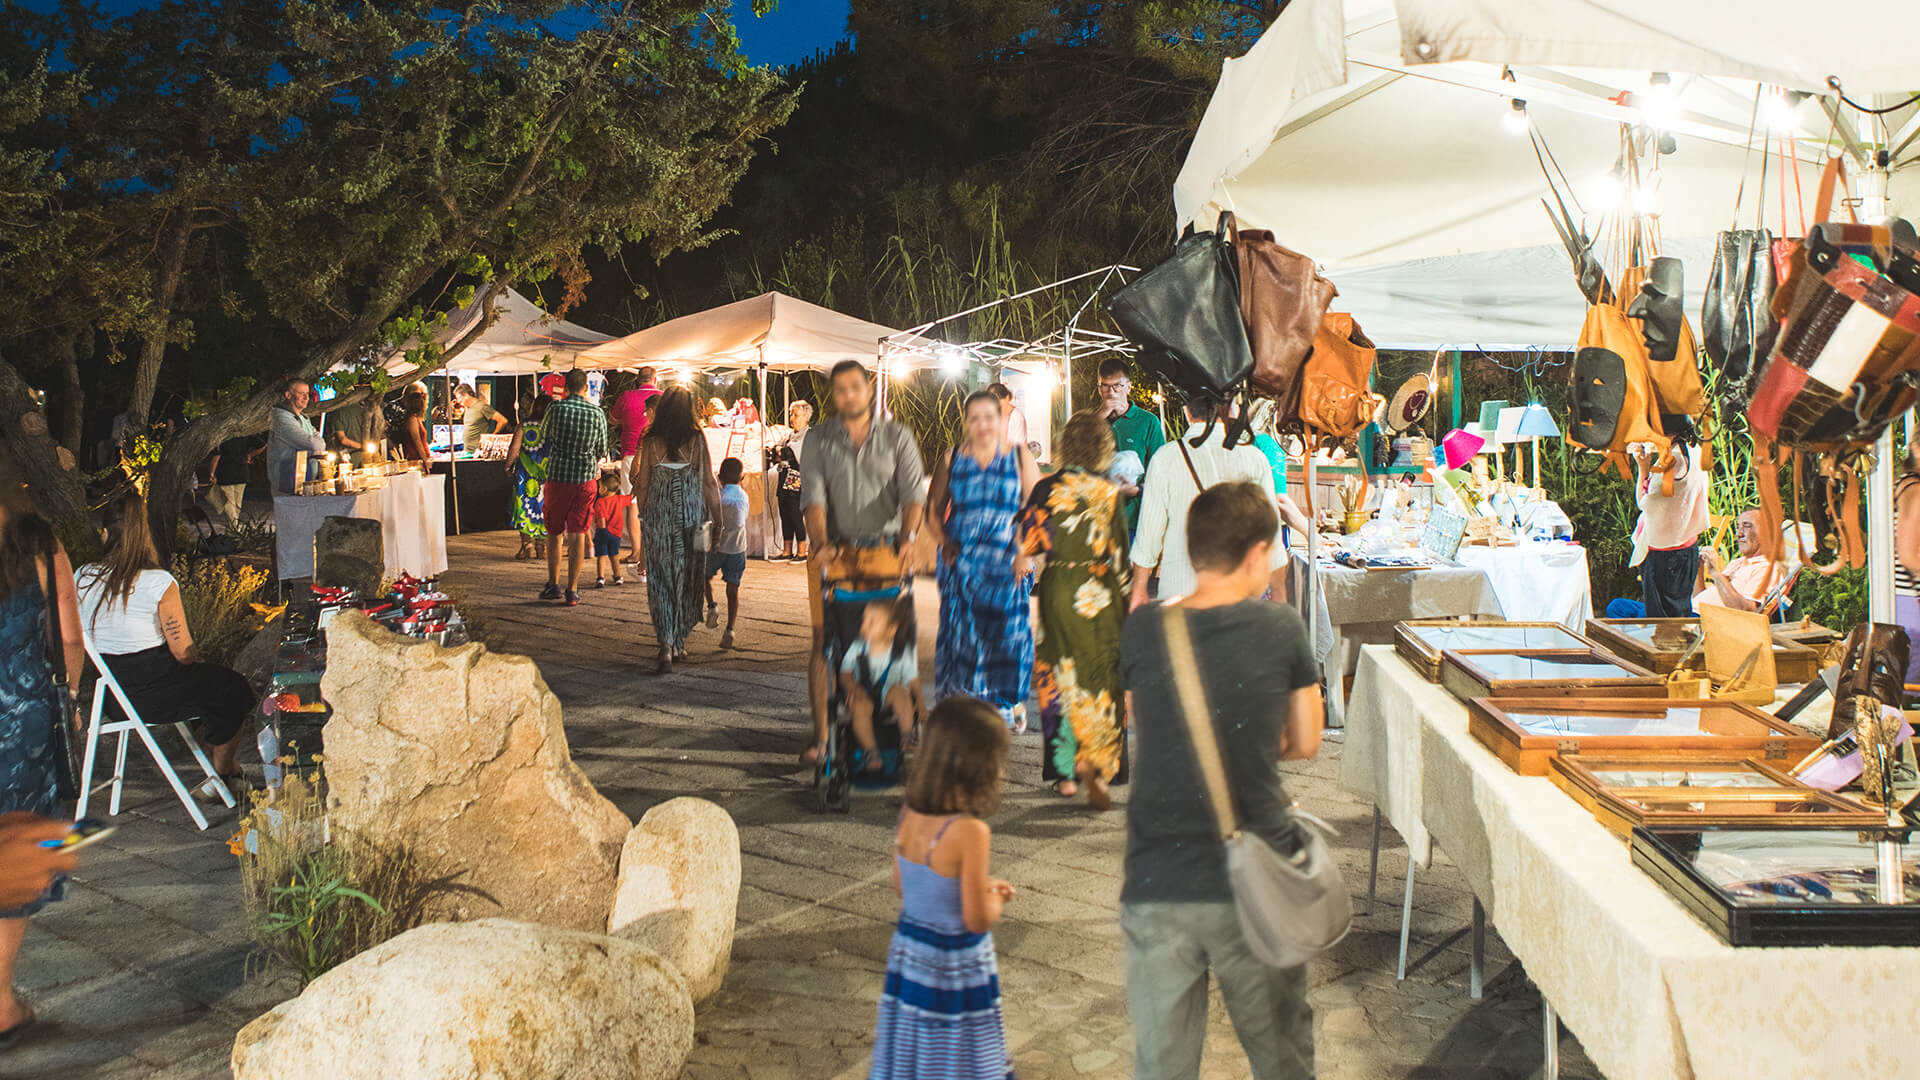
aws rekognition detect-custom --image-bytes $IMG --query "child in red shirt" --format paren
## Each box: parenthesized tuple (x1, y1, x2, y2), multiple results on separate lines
(591, 471, 633, 587)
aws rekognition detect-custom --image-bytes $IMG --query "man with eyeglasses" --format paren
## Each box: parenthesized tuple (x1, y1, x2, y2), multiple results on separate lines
(1097, 358, 1166, 534)
(1696, 509, 1788, 614)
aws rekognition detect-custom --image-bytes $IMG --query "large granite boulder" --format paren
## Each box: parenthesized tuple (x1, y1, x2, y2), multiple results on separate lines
(607, 797, 741, 1003)
(321, 612, 629, 931)
(314, 515, 383, 595)
(231, 919, 694, 1080)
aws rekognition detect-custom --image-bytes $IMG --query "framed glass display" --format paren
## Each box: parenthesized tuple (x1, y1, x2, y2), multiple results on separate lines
(1393, 620, 1597, 682)
(1631, 825, 1920, 946)
(1585, 618, 1822, 683)
(1439, 647, 1664, 705)
(1549, 754, 1883, 836)
(1465, 697, 1822, 775)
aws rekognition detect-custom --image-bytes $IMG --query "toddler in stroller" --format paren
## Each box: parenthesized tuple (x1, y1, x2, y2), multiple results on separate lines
(840, 593, 925, 769)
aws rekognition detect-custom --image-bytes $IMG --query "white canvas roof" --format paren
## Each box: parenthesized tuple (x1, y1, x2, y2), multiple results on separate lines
(1173, 0, 1920, 346)
(384, 287, 611, 376)
(579, 291, 909, 372)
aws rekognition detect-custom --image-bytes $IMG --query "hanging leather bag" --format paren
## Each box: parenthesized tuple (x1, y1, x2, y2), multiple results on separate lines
(1106, 213, 1254, 404)
(1293, 313, 1383, 442)
(1568, 296, 1674, 485)
(1162, 605, 1351, 968)
(1701, 229, 1778, 411)
(1227, 214, 1337, 408)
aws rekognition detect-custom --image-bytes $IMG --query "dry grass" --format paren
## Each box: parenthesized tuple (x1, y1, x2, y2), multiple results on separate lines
(170, 554, 272, 667)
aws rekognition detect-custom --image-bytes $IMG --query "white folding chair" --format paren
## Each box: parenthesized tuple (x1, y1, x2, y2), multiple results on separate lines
(76, 631, 235, 831)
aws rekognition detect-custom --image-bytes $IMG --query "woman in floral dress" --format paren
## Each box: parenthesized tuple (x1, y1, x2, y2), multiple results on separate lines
(1016, 409, 1131, 809)
(504, 396, 549, 560)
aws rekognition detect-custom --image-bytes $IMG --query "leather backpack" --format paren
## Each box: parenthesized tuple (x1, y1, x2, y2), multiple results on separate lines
(1568, 295, 1675, 485)
(1622, 258, 1709, 438)
(1294, 313, 1383, 443)
(1107, 213, 1255, 407)
(1229, 214, 1337, 410)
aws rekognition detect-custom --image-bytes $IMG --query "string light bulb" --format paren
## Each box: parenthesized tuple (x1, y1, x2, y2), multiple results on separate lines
(1638, 72, 1679, 130)
(1503, 99, 1529, 135)
(1762, 91, 1799, 133)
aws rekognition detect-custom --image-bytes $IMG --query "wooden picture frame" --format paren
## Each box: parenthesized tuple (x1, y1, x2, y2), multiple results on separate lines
(1439, 648, 1663, 704)
(1392, 620, 1597, 682)
(1585, 618, 1823, 683)
(1465, 696, 1822, 775)
(1548, 755, 1882, 835)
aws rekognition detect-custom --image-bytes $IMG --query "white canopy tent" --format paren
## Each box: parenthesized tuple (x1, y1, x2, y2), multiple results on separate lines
(383, 287, 611, 376)
(1175, 0, 1920, 638)
(578, 291, 908, 373)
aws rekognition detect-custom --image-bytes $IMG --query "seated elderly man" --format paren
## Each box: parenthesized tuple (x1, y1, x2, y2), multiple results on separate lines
(1696, 510, 1789, 613)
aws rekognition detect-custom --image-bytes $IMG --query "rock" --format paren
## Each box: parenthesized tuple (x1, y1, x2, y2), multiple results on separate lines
(314, 515, 383, 595)
(321, 612, 630, 931)
(608, 798, 741, 1002)
(231, 919, 694, 1080)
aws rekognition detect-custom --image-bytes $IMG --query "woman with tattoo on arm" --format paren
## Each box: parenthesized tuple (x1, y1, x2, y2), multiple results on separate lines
(74, 493, 254, 786)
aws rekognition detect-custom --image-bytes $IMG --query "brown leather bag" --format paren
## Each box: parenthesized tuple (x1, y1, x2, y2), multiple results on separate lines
(1295, 313, 1384, 442)
(1230, 214, 1337, 410)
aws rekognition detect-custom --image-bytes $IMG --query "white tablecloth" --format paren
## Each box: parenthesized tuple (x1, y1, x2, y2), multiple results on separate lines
(1453, 542, 1593, 629)
(273, 470, 448, 580)
(1343, 644, 1920, 1079)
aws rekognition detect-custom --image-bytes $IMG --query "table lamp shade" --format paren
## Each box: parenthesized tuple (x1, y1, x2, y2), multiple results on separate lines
(1517, 403, 1561, 438)
(1496, 406, 1528, 445)
(1441, 428, 1485, 470)
(1476, 400, 1508, 434)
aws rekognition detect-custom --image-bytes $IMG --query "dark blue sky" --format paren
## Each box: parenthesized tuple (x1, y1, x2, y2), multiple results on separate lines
(733, 0, 850, 68)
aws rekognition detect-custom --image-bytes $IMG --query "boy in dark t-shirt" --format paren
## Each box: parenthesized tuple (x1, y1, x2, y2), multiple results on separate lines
(1118, 480, 1324, 1079)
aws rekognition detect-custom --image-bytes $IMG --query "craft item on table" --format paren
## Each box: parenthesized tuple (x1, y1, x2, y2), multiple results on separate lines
(1789, 705, 1915, 792)
(1439, 648, 1664, 706)
(1467, 697, 1819, 776)
(1393, 619, 1596, 681)
(1419, 505, 1467, 561)
(1824, 622, 1911, 741)
(1549, 754, 1882, 837)
(1439, 428, 1483, 471)
(1686, 605, 1779, 705)
(1337, 477, 1372, 534)
(1630, 825, 1920, 947)
(1587, 618, 1823, 683)
(1462, 516, 1514, 547)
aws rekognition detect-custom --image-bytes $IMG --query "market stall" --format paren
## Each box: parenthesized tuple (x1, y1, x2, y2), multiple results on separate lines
(580, 291, 911, 557)
(272, 468, 448, 581)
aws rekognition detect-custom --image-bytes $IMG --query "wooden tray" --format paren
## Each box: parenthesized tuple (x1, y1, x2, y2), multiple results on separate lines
(1548, 754, 1882, 836)
(1466, 697, 1822, 775)
(1584, 618, 1823, 683)
(1393, 620, 1597, 682)
(1439, 648, 1663, 704)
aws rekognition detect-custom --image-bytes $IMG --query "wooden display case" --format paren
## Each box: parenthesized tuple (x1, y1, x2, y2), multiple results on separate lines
(1584, 618, 1822, 683)
(1439, 648, 1663, 704)
(1548, 755, 1882, 836)
(1393, 620, 1597, 682)
(1465, 697, 1822, 775)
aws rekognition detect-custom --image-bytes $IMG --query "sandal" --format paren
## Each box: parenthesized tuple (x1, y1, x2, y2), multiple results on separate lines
(0, 1000, 37, 1049)
(798, 742, 825, 765)
(1080, 766, 1111, 812)
(1050, 779, 1079, 798)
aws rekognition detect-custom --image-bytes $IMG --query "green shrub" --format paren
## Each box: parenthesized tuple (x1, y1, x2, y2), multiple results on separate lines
(1791, 565, 1868, 633)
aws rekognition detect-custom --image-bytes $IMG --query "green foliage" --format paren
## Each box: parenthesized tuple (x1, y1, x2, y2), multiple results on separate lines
(169, 554, 271, 667)
(1793, 566, 1868, 632)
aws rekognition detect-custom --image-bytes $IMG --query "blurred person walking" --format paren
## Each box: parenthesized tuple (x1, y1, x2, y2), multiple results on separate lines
(634, 387, 721, 674)
(540, 369, 610, 607)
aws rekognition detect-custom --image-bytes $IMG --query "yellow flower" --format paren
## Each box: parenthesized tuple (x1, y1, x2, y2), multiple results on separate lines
(1073, 579, 1110, 619)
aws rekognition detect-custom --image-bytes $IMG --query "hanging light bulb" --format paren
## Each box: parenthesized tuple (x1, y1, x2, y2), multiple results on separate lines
(1588, 166, 1625, 208)
(1503, 99, 1529, 135)
(1762, 91, 1800, 133)
(1632, 181, 1661, 215)
(1638, 72, 1680, 130)
(936, 344, 968, 376)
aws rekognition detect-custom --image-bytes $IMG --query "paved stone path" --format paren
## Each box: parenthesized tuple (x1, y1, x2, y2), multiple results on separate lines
(13, 532, 1601, 1078)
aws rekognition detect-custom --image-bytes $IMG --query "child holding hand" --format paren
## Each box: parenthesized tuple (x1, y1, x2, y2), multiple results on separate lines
(869, 697, 1014, 1080)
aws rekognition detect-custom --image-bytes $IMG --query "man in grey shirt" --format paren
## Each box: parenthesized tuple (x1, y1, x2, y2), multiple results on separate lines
(267, 379, 327, 495)
(797, 360, 927, 763)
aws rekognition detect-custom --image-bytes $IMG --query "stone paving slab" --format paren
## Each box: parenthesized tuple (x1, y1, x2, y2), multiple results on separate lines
(11, 531, 1601, 1078)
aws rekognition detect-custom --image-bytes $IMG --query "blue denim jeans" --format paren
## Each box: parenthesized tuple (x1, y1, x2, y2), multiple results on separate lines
(1121, 901, 1314, 1080)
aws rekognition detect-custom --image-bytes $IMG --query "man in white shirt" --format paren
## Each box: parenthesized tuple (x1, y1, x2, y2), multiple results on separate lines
(1129, 402, 1305, 609)
(266, 379, 327, 495)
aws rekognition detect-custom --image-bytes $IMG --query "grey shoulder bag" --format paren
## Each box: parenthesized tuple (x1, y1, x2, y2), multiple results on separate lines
(1162, 604, 1351, 967)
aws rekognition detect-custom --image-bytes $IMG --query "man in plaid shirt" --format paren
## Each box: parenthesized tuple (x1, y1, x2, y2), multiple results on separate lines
(541, 368, 610, 606)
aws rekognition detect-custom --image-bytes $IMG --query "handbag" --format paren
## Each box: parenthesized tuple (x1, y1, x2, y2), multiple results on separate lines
(39, 542, 82, 803)
(1701, 228, 1778, 411)
(1106, 212, 1255, 407)
(1228, 214, 1337, 409)
(1161, 605, 1352, 968)
(1294, 313, 1384, 443)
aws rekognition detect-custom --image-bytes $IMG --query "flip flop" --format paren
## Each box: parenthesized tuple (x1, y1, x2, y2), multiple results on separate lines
(798, 743, 825, 765)
(0, 1001, 38, 1049)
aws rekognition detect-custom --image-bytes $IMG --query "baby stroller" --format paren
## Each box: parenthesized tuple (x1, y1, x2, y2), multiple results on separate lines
(813, 548, 918, 813)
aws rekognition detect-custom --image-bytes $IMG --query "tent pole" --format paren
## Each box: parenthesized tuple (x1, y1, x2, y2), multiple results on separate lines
(1304, 452, 1320, 664)
(446, 369, 461, 535)
(1870, 429, 1895, 623)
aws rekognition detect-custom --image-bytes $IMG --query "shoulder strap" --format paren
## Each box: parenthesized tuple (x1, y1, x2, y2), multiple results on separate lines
(1175, 439, 1206, 492)
(928, 814, 961, 859)
(1162, 605, 1239, 840)
(40, 537, 69, 687)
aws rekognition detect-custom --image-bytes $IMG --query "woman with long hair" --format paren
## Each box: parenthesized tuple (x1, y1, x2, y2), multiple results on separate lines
(74, 493, 254, 783)
(633, 387, 722, 675)
(504, 395, 551, 561)
(0, 494, 83, 1042)
(399, 388, 431, 463)
(1016, 409, 1131, 808)
(929, 390, 1040, 730)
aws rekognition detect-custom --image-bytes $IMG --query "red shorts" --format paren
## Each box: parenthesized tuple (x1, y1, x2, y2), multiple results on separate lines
(543, 480, 596, 535)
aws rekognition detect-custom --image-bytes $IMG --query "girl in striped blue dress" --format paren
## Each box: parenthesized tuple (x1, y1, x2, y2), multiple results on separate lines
(870, 697, 1016, 1080)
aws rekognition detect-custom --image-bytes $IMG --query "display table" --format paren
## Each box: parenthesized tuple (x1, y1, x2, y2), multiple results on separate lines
(272, 470, 448, 580)
(1342, 644, 1920, 1079)
(1453, 542, 1593, 629)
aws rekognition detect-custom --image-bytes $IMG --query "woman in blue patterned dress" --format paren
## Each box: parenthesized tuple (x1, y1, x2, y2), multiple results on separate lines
(870, 697, 1014, 1080)
(929, 392, 1039, 730)
(634, 388, 721, 675)
(0, 500, 84, 1042)
(504, 396, 549, 560)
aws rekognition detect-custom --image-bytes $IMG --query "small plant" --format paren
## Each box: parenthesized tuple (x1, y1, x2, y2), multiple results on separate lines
(255, 850, 387, 985)
(170, 553, 271, 666)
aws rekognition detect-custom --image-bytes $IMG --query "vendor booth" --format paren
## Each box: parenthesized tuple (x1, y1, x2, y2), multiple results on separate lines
(579, 292, 909, 557)
(1175, 1, 1920, 1075)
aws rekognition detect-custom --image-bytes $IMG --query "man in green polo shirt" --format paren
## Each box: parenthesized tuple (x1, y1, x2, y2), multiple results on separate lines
(1097, 357, 1166, 533)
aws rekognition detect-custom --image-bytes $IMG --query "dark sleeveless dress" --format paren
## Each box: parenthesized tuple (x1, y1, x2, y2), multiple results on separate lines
(0, 580, 65, 916)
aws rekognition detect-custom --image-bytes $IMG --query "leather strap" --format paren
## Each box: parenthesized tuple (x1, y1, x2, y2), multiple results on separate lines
(1163, 604, 1240, 841)
(1754, 435, 1789, 566)
(1176, 439, 1205, 492)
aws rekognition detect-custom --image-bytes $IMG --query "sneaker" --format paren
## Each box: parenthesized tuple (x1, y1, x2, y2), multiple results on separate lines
(538, 583, 563, 602)
(720, 629, 735, 650)
(594, 578, 605, 589)
(706, 603, 720, 629)
(612, 577, 625, 586)
(565, 589, 582, 607)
